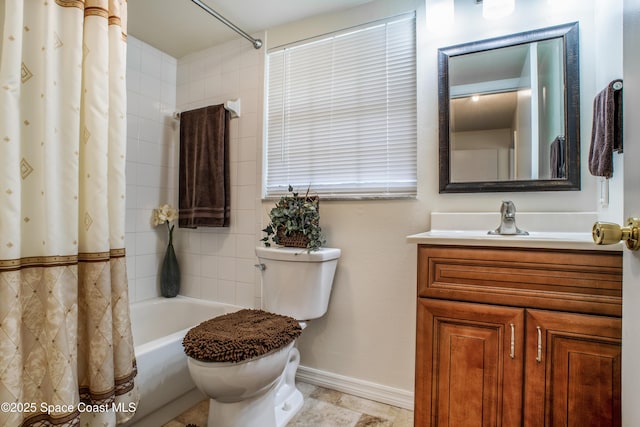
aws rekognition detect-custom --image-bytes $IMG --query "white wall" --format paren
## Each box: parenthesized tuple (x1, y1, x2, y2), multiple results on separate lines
(452, 128, 512, 181)
(125, 36, 179, 303)
(173, 37, 265, 308)
(127, 0, 623, 400)
(260, 0, 623, 394)
(423, 0, 621, 213)
(622, 2, 640, 423)
(595, 0, 624, 222)
(125, 35, 265, 308)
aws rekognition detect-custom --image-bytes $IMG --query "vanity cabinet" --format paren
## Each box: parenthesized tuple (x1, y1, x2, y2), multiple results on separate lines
(415, 245, 622, 427)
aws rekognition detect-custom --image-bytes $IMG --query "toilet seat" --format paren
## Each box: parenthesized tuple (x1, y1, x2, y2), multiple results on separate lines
(183, 309, 302, 363)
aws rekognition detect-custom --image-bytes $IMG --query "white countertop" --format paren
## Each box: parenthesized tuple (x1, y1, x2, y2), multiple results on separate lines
(407, 230, 623, 251)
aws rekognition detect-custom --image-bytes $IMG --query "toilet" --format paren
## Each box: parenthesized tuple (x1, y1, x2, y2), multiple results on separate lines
(184, 246, 341, 427)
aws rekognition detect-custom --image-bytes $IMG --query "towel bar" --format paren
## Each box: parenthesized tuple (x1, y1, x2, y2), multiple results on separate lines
(174, 99, 241, 120)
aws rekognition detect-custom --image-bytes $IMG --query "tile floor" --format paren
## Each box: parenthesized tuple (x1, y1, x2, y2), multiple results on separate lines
(163, 382, 414, 427)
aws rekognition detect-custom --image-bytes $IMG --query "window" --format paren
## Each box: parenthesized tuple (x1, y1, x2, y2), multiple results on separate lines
(265, 13, 417, 198)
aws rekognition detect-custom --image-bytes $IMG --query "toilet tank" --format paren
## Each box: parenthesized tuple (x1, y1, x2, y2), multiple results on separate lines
(255, 246, 341, 320)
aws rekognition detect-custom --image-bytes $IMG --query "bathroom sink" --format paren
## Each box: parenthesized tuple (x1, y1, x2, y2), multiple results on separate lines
(406, 230, 622, 251)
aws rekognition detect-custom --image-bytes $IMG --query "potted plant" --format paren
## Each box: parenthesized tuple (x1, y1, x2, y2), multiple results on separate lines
(261, 185, 325, 252)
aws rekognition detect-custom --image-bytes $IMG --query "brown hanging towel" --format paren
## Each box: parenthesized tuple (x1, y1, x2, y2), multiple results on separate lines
(179, 104, 230, 228)
(588, 79, 623, 178)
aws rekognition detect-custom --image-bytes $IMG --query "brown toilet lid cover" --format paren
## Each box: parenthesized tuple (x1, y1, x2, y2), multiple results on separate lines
(183, 309, 302, 363)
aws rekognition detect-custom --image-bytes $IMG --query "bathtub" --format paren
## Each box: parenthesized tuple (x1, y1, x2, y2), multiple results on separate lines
(124, 296, 240, 426)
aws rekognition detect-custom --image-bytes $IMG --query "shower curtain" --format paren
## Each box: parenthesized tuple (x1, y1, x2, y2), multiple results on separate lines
(0, 1, 138, 426)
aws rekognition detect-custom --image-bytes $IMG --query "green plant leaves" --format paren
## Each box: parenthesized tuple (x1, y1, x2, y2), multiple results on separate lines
(262, 186, 325, 251)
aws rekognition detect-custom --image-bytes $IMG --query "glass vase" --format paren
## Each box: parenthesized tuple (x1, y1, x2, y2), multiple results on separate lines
(160, 241, 180, 298)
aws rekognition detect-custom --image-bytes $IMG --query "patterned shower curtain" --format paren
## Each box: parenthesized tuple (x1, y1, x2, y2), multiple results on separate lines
(0, 1, 138, 426)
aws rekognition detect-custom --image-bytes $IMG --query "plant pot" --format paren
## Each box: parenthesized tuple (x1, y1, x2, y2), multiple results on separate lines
(276, 227, 310, 248)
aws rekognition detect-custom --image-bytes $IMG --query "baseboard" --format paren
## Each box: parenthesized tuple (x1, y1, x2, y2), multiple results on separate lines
(296, 365, 414, 411)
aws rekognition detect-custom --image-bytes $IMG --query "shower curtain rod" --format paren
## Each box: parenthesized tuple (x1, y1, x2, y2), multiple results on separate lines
(190, 0, 263, 49)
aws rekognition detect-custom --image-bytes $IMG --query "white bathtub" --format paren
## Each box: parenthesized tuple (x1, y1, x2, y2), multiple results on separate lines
(124, 296, 240, 426)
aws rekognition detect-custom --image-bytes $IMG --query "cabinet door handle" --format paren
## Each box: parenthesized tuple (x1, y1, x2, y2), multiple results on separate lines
(536, 326, 542, 363)
(510, 323, 515, 359)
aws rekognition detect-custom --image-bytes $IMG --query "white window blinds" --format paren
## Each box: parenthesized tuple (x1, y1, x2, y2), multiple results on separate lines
(265, 13, 417, 198)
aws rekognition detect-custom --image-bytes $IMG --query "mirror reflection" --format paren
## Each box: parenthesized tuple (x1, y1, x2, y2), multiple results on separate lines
(439, 22, 580, 193)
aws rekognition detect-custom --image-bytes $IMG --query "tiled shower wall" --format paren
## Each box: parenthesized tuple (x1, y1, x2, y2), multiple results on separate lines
(125, 36, 179, 303)
(124, 34, 265, 308)
(174, 35, 265, 309)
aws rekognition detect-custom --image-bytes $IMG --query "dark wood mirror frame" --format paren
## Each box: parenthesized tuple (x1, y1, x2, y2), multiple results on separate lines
(438, 22, 580, 193)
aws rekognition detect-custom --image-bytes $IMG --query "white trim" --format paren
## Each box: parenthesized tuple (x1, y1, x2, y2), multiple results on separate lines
(296, 365, 414, 411)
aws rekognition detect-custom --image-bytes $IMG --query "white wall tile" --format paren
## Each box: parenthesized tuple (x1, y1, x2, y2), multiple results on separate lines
(126, 40, 142, 71)
(235, 185, 256, 210)
(181, 252, 203, 277)
(238, 112, 258, 139)
(180, 274, 203, 299)
(179, 229, 203, 254)
(176, 83, 189, 106)
(126, 256, 136, 285)
(218, 280, 236, 305)
(200, 278, 218, 301)
(188, 79, 207, 104)
(239, 66, 261, 92)
(126, 69, 141, 94)
(235, 210, 256, 235)
(236, 234, 257, 259)
(235, 282, 255, 308)
(136, 163, 163, 187)
(138, 117, 163, 142)
(126, 91, 141, 117)
(204, 78, 221, 100)
(236, 161, 257, 186)
(201, 234, 220, 255)
(218, 234, 237, 257)
(218, 257, 237, 281)
(125, 36, 178, 302)
(236, 259, 257, 284)
(139, 75, 162, 101)
(128, 276, 137, 303)
(135, 253, 159, 279)
(220, 71, 240, 94)
(238, 137, 257, 162)
(135, 207, 156, 232)
(135, 231, 160, 255)
(141, 48, 163, 80)
(138, 141, 163, 166)
(136, 276, 158, 302)
(161, 55, 178, 84)
(201, 255, 219, 279)
(168, 35, 263, 304)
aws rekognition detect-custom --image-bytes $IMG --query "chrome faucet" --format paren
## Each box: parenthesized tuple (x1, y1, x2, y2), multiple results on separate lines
(488, 201, 529, 236)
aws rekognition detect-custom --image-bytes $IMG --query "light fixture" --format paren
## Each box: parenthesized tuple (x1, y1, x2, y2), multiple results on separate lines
(481, 0, 515, 20)
(471, 95, 480, 102)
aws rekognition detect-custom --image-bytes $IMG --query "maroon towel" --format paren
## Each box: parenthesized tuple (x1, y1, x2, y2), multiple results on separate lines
(550, 136, 565, 179)
(588, 80, 623, 178)
(179, 105, 230, 228)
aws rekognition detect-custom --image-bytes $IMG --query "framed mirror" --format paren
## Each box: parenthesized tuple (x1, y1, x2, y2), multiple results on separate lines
(438, 22, 580, 193)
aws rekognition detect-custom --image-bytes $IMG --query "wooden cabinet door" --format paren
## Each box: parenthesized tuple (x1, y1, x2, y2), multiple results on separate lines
(416, 299, 524, 427)
(524, 309, 622, 427)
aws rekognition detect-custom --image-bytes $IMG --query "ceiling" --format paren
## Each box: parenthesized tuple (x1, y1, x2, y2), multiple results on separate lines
(128, 0, 374, 58)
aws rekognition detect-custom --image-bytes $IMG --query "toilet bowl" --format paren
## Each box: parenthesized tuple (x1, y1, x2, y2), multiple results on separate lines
(187, 341, 299, 427)
(183, 246, 340, 427)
